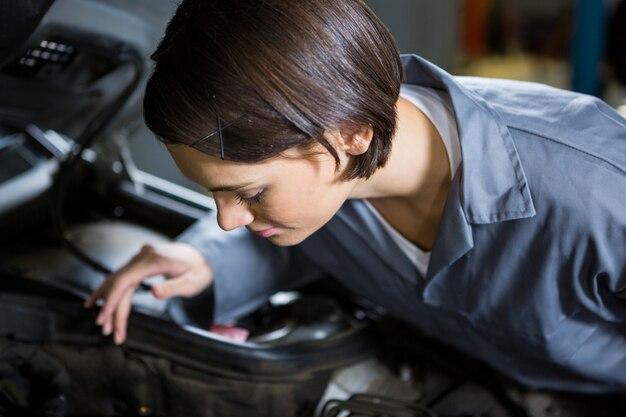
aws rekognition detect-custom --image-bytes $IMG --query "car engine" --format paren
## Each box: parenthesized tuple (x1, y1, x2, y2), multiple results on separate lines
(0, 1, 624, 416)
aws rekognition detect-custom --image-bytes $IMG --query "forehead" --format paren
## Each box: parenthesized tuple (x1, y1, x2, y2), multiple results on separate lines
(167, 144, 264, 186)
(166, 143, 329, 190)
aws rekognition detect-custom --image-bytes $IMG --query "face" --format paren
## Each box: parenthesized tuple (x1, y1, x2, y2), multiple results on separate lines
(168, 143, 357, 246)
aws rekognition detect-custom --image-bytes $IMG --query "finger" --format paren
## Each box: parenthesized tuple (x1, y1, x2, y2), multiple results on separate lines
(113, 289, 134, 345)
(86, 246, 154, 308)
(96, 257, 170, 324)
(151, 270, 211, 299)
(102, 316, 113, 336)
(85, 276, 114, 308)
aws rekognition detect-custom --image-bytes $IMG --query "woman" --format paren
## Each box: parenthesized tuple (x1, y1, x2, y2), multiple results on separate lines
(86, 0, 626, 393)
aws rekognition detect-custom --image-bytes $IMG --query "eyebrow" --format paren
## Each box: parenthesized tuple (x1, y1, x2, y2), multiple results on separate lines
(207, 182, 254, 193)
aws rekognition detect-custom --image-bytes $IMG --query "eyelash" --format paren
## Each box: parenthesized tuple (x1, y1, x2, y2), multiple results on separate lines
(235, 191, 263, 207)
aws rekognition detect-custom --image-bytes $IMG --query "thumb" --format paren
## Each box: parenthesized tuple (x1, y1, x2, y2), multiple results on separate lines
(151, 272, 210, 299)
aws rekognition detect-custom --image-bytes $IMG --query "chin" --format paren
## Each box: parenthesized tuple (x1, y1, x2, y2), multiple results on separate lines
(267, 231, 309, 247)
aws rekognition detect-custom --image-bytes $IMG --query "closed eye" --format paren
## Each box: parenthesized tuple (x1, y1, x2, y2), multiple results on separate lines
(235, 191, 263, 207)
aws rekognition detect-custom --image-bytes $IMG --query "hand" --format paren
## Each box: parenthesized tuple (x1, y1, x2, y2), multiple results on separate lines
(84, 242, 213, 345)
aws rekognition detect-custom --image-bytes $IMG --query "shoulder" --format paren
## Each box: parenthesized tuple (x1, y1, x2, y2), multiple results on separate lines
(457, 76, 625, 133)
(457, 77, 626, 175)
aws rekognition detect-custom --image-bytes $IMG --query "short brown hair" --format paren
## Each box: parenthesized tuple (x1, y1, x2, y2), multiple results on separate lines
(144, 0, 403, 180)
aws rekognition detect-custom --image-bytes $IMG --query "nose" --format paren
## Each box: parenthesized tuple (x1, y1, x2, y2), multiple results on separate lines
(215, 196, 255, 231)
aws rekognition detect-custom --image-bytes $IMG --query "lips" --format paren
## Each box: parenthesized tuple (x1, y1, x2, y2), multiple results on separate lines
(249, 226, 277, 238)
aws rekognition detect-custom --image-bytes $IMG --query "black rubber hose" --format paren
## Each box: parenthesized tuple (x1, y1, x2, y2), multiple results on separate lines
(50, 40, 144, 275)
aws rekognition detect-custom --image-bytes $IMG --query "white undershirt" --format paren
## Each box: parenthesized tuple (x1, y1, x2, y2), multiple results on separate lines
(364, 84, 461, 277)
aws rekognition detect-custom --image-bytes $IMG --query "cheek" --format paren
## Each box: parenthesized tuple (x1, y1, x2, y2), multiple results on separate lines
(260, 187, 314, 223)
(259, 159, 348, 226)
(257, 182, 326, 227)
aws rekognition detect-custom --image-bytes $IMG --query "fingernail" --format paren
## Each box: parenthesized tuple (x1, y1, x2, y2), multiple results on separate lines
(114, 331, 123, 345)
(152, 286, 161, 298)
(102, 323, 112, 336)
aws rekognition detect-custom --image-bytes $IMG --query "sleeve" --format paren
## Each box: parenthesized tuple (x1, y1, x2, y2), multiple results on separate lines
(176, 211, 324, 323)
(586, 200, 626, 324)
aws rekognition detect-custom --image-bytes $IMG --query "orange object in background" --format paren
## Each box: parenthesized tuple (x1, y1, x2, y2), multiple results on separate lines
(462, 0, 493, 58)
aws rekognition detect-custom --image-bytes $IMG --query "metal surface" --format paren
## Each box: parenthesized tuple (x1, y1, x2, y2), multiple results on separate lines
(3, 220, 170, 315)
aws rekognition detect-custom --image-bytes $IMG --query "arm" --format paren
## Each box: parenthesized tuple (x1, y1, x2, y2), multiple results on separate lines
(177, 211, 324, 323)
(86, 211, 323, 344)
(85, 241, 212, 344)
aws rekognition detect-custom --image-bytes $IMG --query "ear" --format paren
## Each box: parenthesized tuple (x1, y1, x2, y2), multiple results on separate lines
(337, 124, 374, 156)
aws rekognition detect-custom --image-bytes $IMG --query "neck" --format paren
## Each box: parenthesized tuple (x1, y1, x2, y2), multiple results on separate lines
(350, 96, 452, 250)
(352, 97, 451, 203)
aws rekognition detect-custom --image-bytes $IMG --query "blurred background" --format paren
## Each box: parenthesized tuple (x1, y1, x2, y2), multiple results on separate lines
(128, 0, 626, 190)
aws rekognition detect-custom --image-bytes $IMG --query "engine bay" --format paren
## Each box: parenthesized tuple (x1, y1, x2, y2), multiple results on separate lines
(0, 1, 625, 416)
